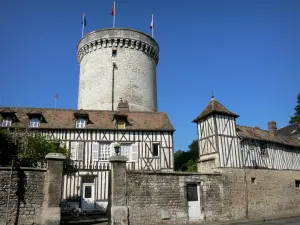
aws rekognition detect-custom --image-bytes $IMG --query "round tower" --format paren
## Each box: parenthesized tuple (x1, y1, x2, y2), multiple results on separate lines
(77, 28, 159, 112)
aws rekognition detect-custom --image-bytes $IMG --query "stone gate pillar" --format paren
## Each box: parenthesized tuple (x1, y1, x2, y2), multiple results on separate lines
(109, 155, 128, 225)
(42, 153, 66, 225)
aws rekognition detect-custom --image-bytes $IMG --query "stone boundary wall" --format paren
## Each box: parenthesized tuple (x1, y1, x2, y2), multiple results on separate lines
(222, 168, 300, 220)
(0, 153, 65, 225)
(0, 167, 46, 225)
(125, 171, 224, 225)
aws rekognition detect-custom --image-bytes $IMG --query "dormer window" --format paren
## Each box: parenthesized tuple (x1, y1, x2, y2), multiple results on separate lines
(29, 117, 40, 128)
(74, 111, 90, 129)
(1, 117, 12, 127)
(76, 118, 86, 128)
(113, 112, 130, 130)
(0, 109, 20, 127)
(116, 119, 126, 129)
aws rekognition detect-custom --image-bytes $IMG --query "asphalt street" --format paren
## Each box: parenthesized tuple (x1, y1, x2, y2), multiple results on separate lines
(227, 217, 300, 225)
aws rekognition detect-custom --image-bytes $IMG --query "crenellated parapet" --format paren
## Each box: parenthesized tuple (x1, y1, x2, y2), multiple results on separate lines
(77, 28, 159, 64)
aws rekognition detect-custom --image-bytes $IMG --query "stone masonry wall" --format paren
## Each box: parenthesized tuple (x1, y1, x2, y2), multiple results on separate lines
(126, 171, 224, 225)
(222, 168, 300, 220)
(0, 168, 46, 225)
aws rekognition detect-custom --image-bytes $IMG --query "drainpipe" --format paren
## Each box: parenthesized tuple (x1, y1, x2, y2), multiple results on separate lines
(238, 136, 249, 219)
(112, 62, 116, 111)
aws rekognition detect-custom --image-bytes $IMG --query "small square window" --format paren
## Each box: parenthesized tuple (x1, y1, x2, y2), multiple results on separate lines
(76, 118, 86, 128)
(112, 49, 117, 57)
(251, 177, 256, 184)
(152, 143, 159, 157)
(295, 180, 300, 188)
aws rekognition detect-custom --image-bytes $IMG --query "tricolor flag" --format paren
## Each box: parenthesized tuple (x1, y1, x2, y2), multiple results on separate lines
(112, 1, 116, 28)
(81, 13, 87, 37)
(150, 13, 154, 38)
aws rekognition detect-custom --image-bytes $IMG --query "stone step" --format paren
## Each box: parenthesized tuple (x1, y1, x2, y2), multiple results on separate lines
(61, 214, 108, 225)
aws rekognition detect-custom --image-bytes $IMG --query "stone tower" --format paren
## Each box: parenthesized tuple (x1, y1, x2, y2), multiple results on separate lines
(77, 28, 159, 112)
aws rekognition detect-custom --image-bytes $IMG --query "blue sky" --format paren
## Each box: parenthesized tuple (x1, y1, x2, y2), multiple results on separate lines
(0, 0, 299, 151)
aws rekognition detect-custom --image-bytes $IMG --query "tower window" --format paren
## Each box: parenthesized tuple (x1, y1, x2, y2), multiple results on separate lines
(112, 49, 117, 57)
(76, 118, 86, 128)
(29, 117, 40, 128)
(1, 117, 12, 127)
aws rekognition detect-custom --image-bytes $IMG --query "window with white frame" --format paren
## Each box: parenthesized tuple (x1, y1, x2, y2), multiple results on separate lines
(1, 117, 12, 127)
(99, 143, 111, 161)
(29, 117, 39, 128)
(120, 143, 131, 158)
(76, 118, 86, 128)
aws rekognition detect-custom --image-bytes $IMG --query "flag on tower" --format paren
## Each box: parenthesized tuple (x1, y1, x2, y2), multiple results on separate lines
(150, 13, 154, 38)
(150, 14, 154, 29)
(111, 1, 116, 28)
(81, 13, 87, 38)
(82, 13, 87, 27)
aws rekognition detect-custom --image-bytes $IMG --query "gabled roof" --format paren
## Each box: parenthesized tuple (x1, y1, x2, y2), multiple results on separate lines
(236, 125, 300, 148)
(277, 122, 300, 137)
(192, 97, 239, 122)
(0, 107, 175, 131)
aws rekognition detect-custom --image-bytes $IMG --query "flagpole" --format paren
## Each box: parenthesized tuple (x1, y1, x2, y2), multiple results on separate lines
(152, 13, 154, 38)
(82, 13, 85, 38)
(113, 1, 116, 28)
(54, 96, 57, 109)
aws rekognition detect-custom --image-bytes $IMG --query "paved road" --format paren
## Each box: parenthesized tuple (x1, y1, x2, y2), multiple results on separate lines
(232, 216, 300, 225)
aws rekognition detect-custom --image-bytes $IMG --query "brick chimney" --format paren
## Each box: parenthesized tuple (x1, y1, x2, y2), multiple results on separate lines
(268, 121, 277, 136)
(117, 98, 129, 112)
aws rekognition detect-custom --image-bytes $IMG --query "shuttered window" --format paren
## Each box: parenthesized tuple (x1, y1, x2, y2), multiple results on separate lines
(70, 141, 84, 161)
(78, 142, 84, 161)
(92, 142, 99, 161)
(130, 143, 138, 162)
(70, 142, 78, 160)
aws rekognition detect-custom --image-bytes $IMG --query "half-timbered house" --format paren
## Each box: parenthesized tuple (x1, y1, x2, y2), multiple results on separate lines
(193, 96, 300, 172)
(0, 102, 174, 211)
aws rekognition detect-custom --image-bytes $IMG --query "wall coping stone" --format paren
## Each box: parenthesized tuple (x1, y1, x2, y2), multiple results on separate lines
(45, 153, 66, 160)
(126, 170, 222, 176)
(0, 167, 47, 171)
(109, 155, 128, 162)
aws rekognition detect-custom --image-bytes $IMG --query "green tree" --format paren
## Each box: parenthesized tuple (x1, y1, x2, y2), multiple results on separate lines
(289, 93, 300, 124)
(174, 140, 199, 172)
(0, 130, 74, 174)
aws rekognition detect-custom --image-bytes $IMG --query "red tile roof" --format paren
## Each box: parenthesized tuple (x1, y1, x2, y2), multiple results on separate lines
(237, 125, 300, 148)
(0, 107, 175, 131)
(192, 97, 239, 122)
